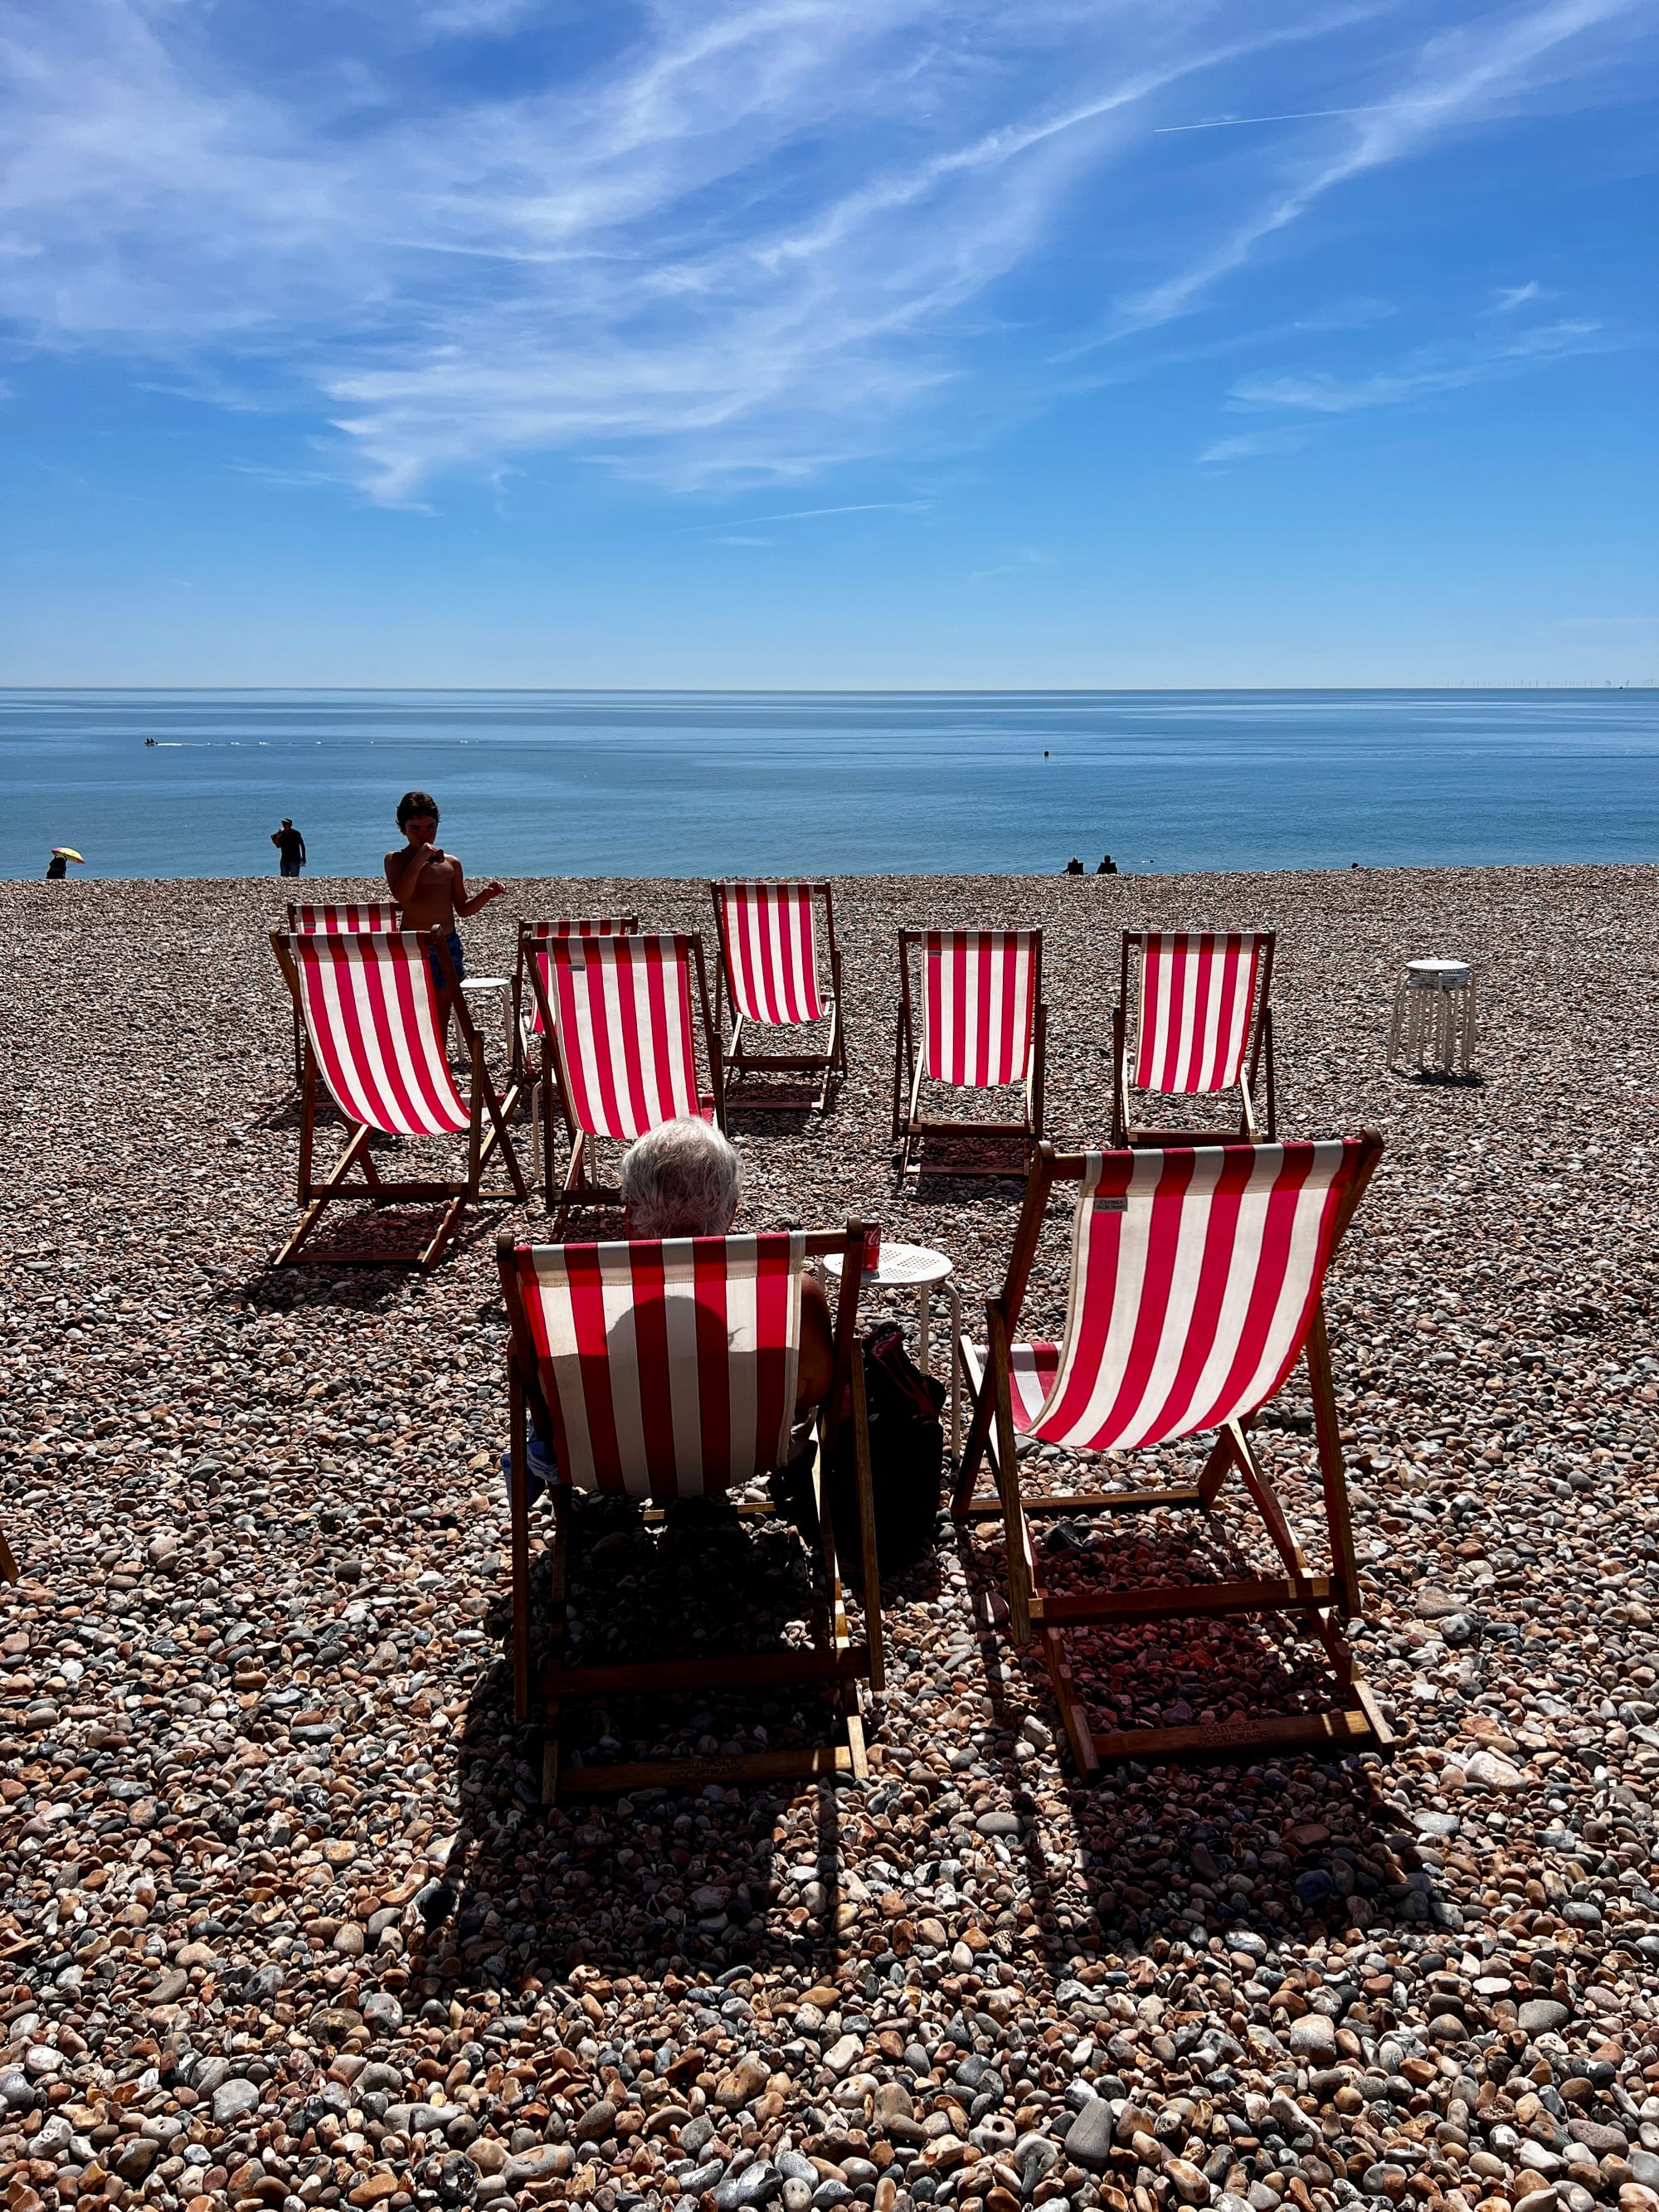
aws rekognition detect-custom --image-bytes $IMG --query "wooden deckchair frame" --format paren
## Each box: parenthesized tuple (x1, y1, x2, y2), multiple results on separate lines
(951, 1135, 1390, 1772)
(1112, 929, 1276, 1147)
(270, 928, 528, 1271)
(523, 931, 726, 1221)
(506, 915, 642, 1150)
(499, 1222, 883, 1801)
(709, 880, 848, 1111)
(892, 928, 1046, 1177)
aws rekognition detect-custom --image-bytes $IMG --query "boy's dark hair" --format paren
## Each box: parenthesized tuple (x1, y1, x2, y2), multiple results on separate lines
(397, 790, 440, 828)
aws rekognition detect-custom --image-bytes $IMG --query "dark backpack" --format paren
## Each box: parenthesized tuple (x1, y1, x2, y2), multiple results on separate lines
(824, 1320, 946, 1587)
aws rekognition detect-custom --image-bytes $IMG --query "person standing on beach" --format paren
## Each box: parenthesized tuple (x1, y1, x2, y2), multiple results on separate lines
(271, 819, 306, 878)
(384, 790, 504, 1034)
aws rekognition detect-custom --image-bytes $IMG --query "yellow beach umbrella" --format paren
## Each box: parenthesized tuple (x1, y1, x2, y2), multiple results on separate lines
(52, 848, 85, 863)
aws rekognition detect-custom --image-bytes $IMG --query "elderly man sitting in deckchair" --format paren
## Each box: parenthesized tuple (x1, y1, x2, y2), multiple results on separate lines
(503, 1118, 834, 1502)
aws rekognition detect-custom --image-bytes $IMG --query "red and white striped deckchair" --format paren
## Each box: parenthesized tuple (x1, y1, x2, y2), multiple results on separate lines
(270, 929, 527, 1270)
(1113, 930, 1275, 1145)
(282, 904, 404, 1081)
(709, 881, 846, 1110)
(892, 928, 1045, 1175)
(287, 902, 401, 933)
(523, 931, 724, 1213)
(507, 915, 640, 1131)
(498, 1222, 881, 1800)
(952, 1134, 1388, 1771)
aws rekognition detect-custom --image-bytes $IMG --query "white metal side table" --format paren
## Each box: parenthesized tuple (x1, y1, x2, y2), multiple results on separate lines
(823, 1240, 961, 1455)
(1389, 957, 1476, 1077)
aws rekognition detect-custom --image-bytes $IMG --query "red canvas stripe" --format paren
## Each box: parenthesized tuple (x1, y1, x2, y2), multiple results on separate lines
(627, 1243, 680, 1500)
(693, 1237, 733, 1494)
(583, 947, 629, 1137)
(752, 1232, 793, 1469)
(517, 1250, 579, 1490)
(1145, 1154, 1246, 1438)
(567, 1244, 625, 1495)
(338, 941, 395, 1128)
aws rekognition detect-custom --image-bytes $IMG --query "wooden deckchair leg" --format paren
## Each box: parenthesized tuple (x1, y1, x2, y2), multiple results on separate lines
(1042, 1627, 1098, 1777)
(417, 1197, 467, 1273)
(466, 1043, 485, 1200)
(1227, 1419, 1310, 1581)
(542, 1488, 572, 1804)
(1306, 1303, 1361, 1617)
(986, 1298, 1033, 1644)
(508, 1356, 533, 1722)
(1196, 1423, 1238, 1507)
(275, 1123, 373, 1266)
(849, 1340, 883, 1693)
(952, 1356, 996, 1515)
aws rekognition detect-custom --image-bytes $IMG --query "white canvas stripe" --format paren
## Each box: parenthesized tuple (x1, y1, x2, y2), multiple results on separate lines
(528, 1253, 598, 1493)
(599, 1247, 650, 1493)
(1112, 1147, 1227, 1447)
(659, 1242, 708, 1492)
(725, 1244, 761, 1483)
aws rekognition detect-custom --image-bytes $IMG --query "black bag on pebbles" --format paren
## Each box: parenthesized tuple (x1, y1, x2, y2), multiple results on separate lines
(771, 1320, 945, 1587)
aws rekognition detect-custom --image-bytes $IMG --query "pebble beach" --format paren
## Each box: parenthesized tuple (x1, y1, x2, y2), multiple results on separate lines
(2, 863, 1657, 2212)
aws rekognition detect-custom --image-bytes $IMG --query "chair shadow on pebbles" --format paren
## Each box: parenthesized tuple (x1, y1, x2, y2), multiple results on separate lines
(414, 1511, 951, 1999)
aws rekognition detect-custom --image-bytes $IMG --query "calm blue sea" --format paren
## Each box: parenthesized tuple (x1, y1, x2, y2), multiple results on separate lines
(2, 688, 1654, 881)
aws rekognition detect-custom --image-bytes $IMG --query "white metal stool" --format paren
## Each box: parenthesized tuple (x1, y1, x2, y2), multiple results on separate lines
(1389, 957, 1476, 1077)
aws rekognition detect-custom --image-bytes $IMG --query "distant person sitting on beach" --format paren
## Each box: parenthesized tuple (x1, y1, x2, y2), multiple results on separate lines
(1064, 855, 1084, 875)
(271, 819, 306, 878)
(384, 790, 504, 1031)
(45, 853, 68, 881)
(1097, 853, 1119, 875)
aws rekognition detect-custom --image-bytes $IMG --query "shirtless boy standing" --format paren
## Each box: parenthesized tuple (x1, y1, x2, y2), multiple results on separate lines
(384, 791, 504, 1032)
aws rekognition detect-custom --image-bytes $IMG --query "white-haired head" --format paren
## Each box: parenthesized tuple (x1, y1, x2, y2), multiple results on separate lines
(620, 1117, 742, 1239)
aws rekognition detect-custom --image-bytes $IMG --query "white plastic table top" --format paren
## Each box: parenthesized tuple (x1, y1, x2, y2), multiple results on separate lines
(1405, 957, 1472, 987)
(821, 1240, 955, 1288)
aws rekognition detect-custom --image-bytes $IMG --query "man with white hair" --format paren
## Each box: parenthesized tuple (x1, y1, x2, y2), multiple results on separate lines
(620, 1117, 834, 1419)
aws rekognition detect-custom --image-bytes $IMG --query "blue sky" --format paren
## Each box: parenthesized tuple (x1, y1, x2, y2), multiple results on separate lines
(1, 0, 1653, 686)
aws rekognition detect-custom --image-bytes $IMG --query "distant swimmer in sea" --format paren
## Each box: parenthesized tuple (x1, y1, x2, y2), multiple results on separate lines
(271, 818, 306, 878)
(1097, 853, 1119, 875)
(144, 737, 156, 746)
(1064, 855, 1085, 876)
(385, 790, 504, 1037)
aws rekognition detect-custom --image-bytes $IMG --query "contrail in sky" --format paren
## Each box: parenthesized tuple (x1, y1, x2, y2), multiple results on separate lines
(1154, 105, 1390, 133)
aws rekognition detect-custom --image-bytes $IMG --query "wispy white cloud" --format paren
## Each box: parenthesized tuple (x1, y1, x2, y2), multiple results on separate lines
(1195, 426, 1315, 463)
(1228, 316, 1612, 412)
(1072, 0, 1645, 352)
(0, 0, 1647, 501)
(711, 534, 776, 547)
(1489, 280, 1545, 311)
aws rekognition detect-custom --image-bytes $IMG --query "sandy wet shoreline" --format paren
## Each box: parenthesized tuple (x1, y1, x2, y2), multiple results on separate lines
(2, 864, 1657, 2212)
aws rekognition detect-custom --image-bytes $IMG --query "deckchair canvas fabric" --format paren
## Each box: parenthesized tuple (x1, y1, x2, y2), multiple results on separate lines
(291, 931, 471, 1138)
(923, 930, 1038, 1088)
(289, 903, 401, 934)
(1133, 932, 1267, 1096)
(523, 918, 638, 1037)
(715, 882, 825, 1025)
(508, 1232, 806, 1500)
(1002, 1140, 1363, 1451)
(548, 933, 706, 1140)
